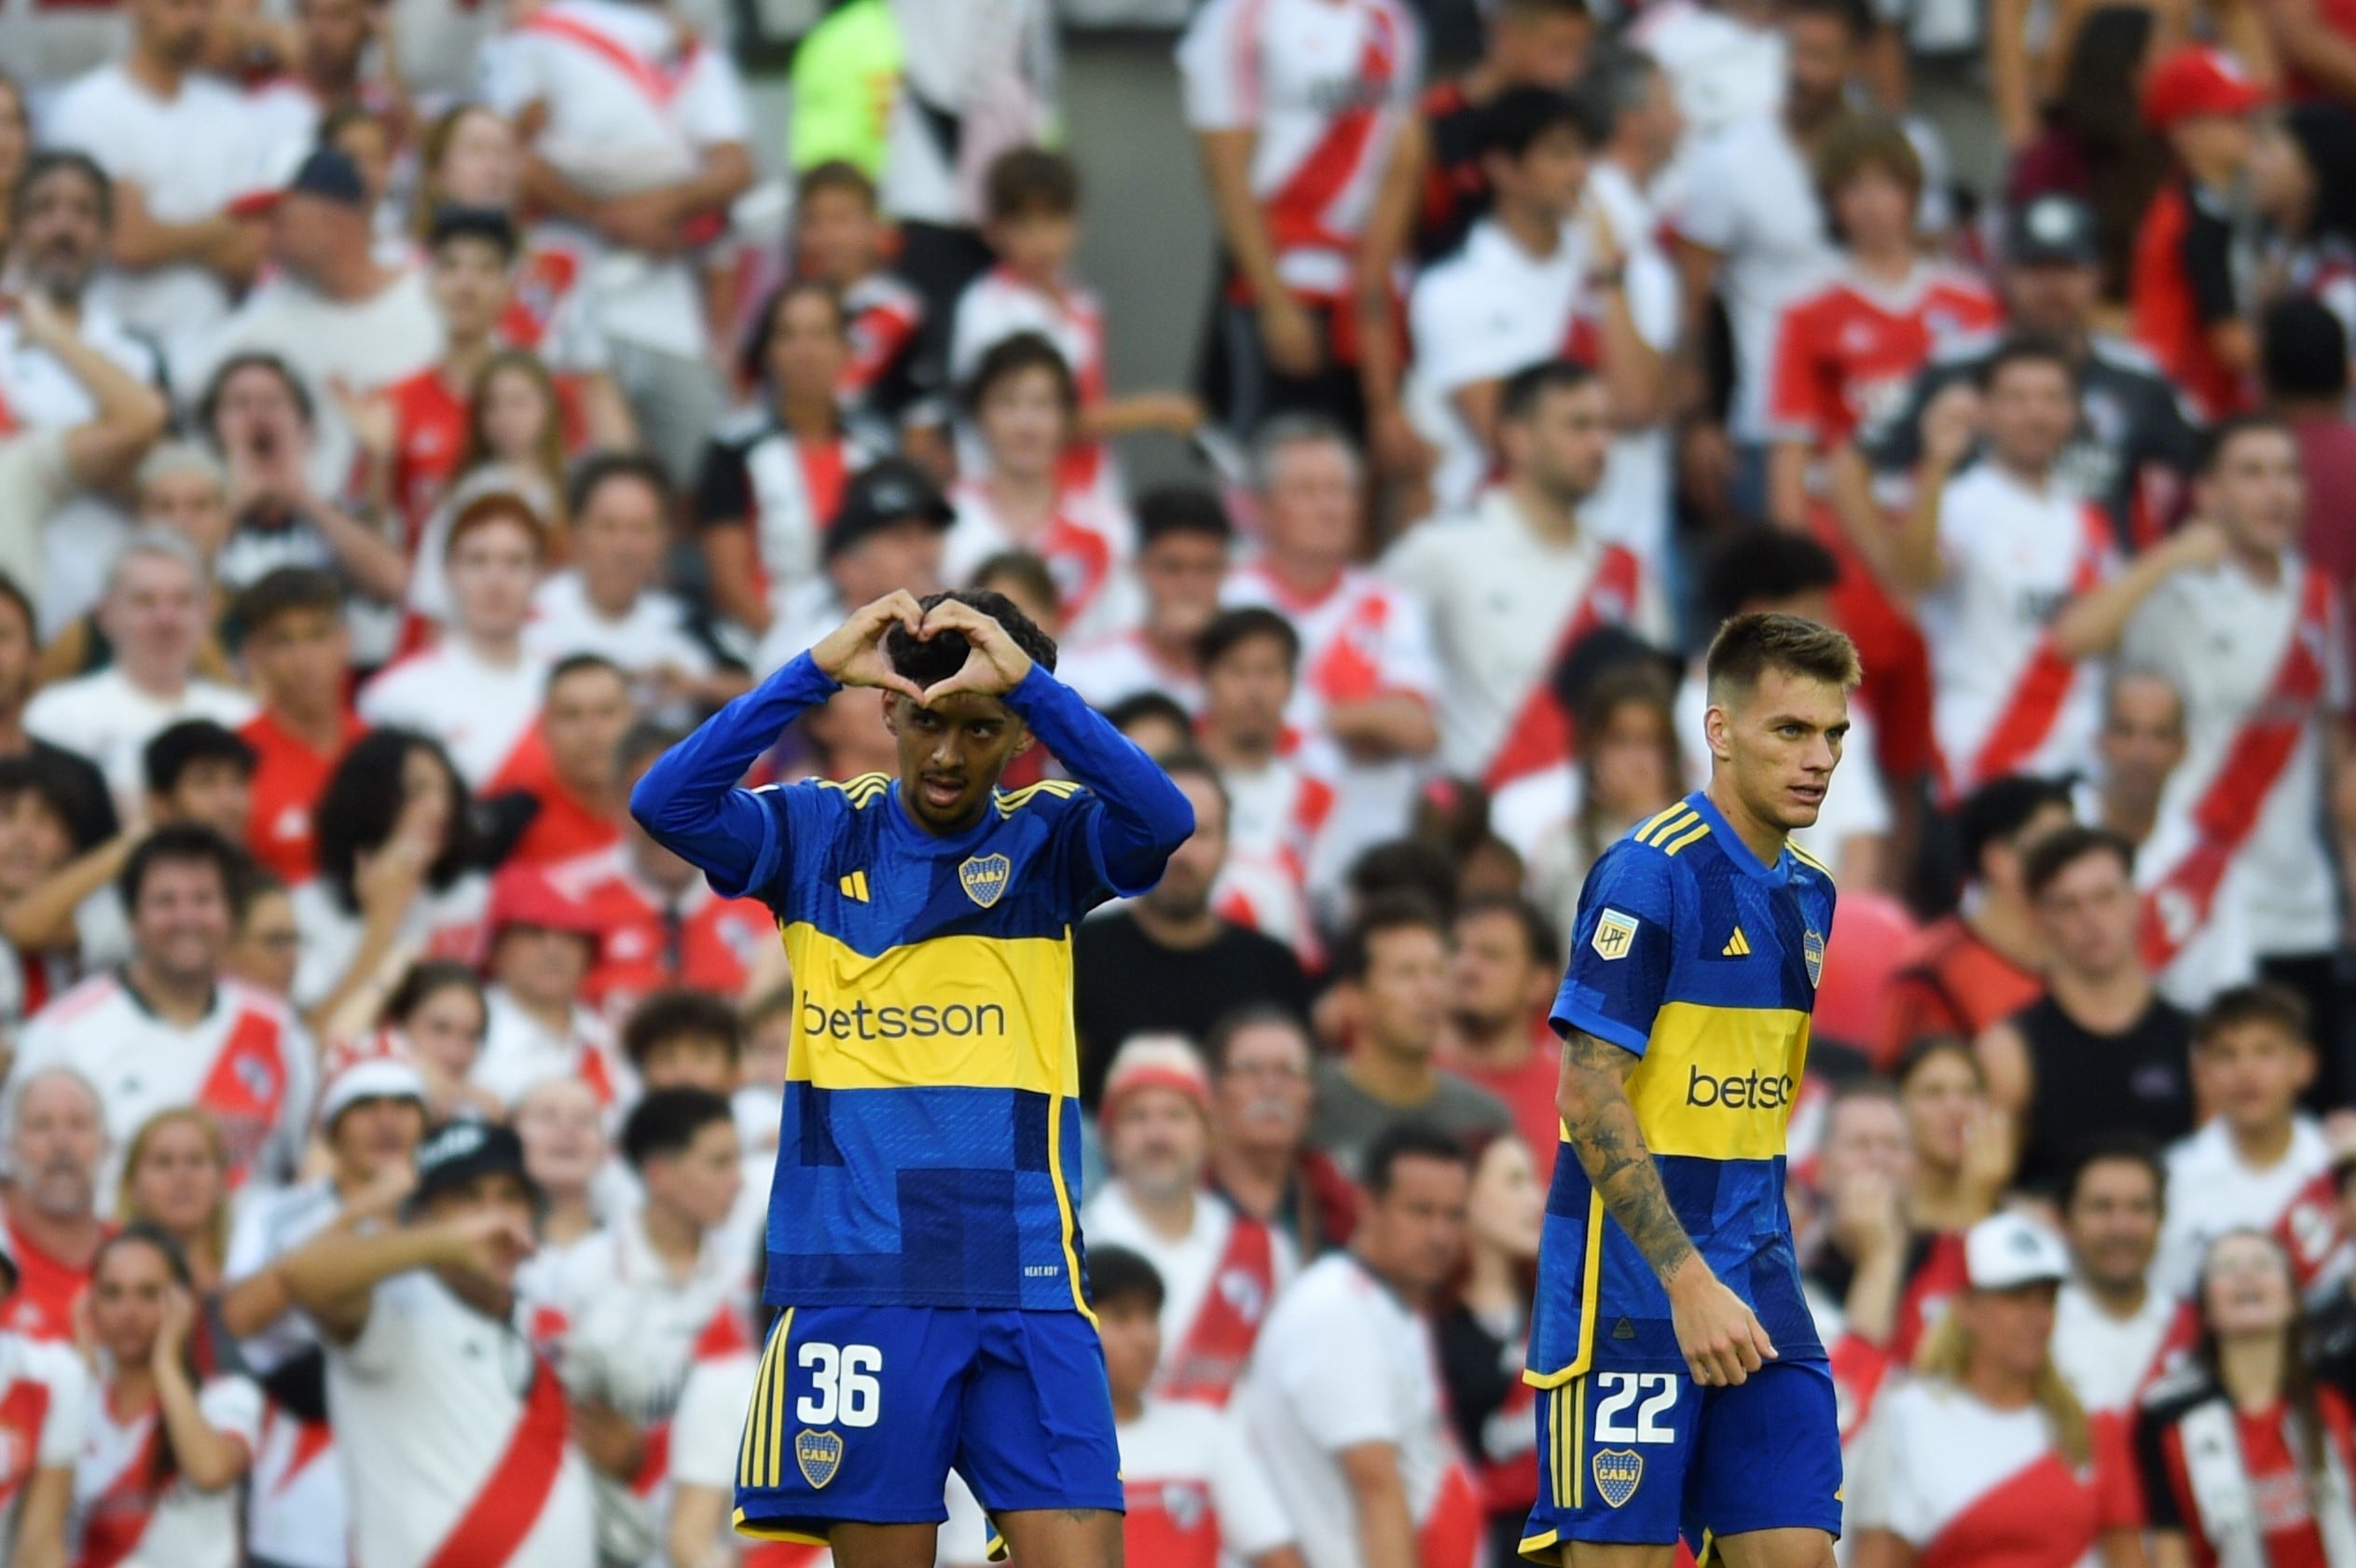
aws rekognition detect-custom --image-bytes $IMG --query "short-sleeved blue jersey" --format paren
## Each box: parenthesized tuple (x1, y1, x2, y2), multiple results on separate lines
(742, 771, 1121, 1314)
(1531, 791, 1836, 1385)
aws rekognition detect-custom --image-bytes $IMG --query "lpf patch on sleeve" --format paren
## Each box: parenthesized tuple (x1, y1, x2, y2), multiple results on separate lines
(1591, 909, 1640, 961)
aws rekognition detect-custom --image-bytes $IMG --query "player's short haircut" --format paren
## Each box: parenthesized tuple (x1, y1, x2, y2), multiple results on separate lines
(620, 1086, 736, 1171)
(2196, 411, 2296, 475)
(1893, 1033, 1984, 1093)
(1084, 1245, 1166, 1314)
(1362, 1121, 1473, 1198)
(1581, 43, 1661, 125)
(13, 149, 113, 228)
(2193, 982, 2312, 1050)
(103, 527, 205, 599)
(1955, 773, 2074, 880)
(963, 330, 1080, 419)
(1782, 0, 1873, 40)
(1202, 1003, 1313, 1077)
(1454, 889, 1562, 973)
(1702, 611, 1861, 707)
(1334, 893, 1450, 984)
(984, 145, 1080, 222)
(2059, 1131, 2167, 1215)
(1347, 841, 1459, 923)
(971, 549, 1062, 618)
(1701, 528, 1841, 628)
(740, 278, 848, 388)
(886, 587, 1059, 690)
(1197, 605, 1301, 671)
(1249, 412, 1363, 493)
(144, 721, 256, 799)
(2021, 822, 2134, 902)
(1479, 85, 1592, 163)
(618, 720, 688, 777)
(120, 822, 248, 917)
(1814, 113, 1923, 203)
(796, 158, 879, 211)
(0, 753, 91, 846)
(1498, 359, 1598, 424)
(569, 449, 676, 518)
(234, 567, 344, 640)
(1977, 333, 2078, 394)
(1156, 750, 1232, 821)
(1104, 690, 1191, 742)
(2261, 296, 2349, 402)
(621, 989, 744, 1071)
(1137, 485, 1233, 549)
(546, 652, 627, 697)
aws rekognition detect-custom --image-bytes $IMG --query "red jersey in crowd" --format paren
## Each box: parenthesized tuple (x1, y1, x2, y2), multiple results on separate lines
(241, 708, 368, 885)
(2133, 1374, 2356, 1568)
(0, 1210, 101, 1344)
(1767, 263, 2002, 449)
(558, 846, 777, 1017)
(1876, 915, 2046, 1068)
(2131, 177, 2249, 420)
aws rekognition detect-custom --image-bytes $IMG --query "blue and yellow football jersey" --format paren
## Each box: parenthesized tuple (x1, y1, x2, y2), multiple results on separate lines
(737, 770, 1115, 1313)
(1530, 790, 1835, 1386)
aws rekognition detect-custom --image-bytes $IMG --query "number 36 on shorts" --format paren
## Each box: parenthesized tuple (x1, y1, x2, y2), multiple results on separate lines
(795, 1342, 884, 1428)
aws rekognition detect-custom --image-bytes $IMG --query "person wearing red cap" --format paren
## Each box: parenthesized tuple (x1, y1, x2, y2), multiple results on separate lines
(1081, 1036, 1297, 1410)
(472, 863, 631, 1110)
(2133, 45, 2272, 420)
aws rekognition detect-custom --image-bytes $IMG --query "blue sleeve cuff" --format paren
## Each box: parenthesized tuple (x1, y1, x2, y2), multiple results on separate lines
(1551, 999, 1650, 1058)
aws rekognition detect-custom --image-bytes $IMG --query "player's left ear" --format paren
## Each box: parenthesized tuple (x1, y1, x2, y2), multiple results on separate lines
(1009, 718, 1035, 758)
(878, 690, 902, 734)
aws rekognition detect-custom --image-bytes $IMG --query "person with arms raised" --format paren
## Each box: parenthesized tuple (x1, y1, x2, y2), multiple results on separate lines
(630, 585, 1192, 1568)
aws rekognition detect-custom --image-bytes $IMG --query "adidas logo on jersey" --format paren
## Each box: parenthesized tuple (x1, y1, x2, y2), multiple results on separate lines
(1720, 928, 1751, 957)
(838, 870, 871, 902)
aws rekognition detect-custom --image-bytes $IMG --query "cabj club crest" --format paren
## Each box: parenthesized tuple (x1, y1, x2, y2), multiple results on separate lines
(796, 1429, 844, 1489)
(1592, 1448, 1644, 1508)
(959, 854, 1013, 908)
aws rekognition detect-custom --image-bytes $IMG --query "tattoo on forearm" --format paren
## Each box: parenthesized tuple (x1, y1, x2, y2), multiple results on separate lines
(1561, 1030, 1697, 1284)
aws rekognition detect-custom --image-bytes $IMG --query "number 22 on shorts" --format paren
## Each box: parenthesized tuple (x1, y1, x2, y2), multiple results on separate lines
(796, 1341, 884, 1428)
(1592, 1372, 1677, 1443)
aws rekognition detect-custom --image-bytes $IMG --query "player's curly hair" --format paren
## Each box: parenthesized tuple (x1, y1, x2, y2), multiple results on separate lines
(886, 588, 1059, 689)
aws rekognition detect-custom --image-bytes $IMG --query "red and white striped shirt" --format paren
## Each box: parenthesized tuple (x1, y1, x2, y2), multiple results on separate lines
(944, 477, 1141, 646)
(1849, 1378, 2102, 1568)
(0, 1329, 84, 1554)
(71, 1373, 261, 1568)
(1767, 263, 2002, 450)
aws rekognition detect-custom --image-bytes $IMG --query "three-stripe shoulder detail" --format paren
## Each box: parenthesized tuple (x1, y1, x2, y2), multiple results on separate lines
(820, 772, 893, 808)
(995, 778, 1083, 817)
(1632, 804, 1711, 856)
(1789, 843, 1835, 880)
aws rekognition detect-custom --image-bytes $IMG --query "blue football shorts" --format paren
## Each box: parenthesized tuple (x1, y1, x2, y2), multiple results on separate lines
(732, 1303, 1125, 1544)
(1521, 1357, 1842, 1561)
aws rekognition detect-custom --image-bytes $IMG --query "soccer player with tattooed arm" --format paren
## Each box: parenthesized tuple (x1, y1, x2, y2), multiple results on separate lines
(629, 587, 1195, 1568)
(1524, 612, 1861, 1568)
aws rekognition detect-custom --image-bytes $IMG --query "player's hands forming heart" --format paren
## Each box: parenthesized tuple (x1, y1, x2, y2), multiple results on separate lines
(913, 597, 1036, 707)
(815, 593, 928, 702)
(1667, 1260, 1778, 1387)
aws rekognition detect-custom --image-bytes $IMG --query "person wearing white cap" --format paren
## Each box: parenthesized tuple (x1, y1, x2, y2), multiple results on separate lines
(1846, 1212, 2103, 1568)
(1080, 1035, 1298, 1409)
(0, 1217, 87, 1568)
(216, 1048, 427, 1568)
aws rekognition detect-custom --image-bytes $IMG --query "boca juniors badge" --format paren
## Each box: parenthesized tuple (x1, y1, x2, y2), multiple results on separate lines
(1802, 928, 1825, 988)
(959, 854, 1013, 909)
(1592, 1449, 1644, 1508)
(796, 1429, 844, 1489)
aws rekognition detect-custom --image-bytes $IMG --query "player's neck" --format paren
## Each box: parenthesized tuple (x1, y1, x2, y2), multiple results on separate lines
(1506, 475, 1582, 545)
(2049, 961, 2151, 1031)
(2225, 532, 2282, 586)
(2217, 1334, 2290, 1414)
(462, 627, 528, 667)
(3, 1189, 103, 1267)
(1123, 1177, 1196, 1245)
(1344, 1040, 1438, 1107)
(778, 390, 839, 439)
(1496, 200, 1564, 259)
(442, 337, 494, 388)
(1905, 1165, 1981, 1232)
(1209, 1140, 1290, 1220)
(1198, 724, 1272, 776)
(270, 693, 349, 753)
(1702, 776, 1785, 867)
(2084, 1272, 2149, 1322)
(2227, 1115, 2297, 1170)
(1965, 893, 2046, 973)
(1442, 1014, 1531, 1070)
(1960, 1357, 2038, 1411)
(541, 1189, 599, 1251)
(126, 47, 186, 97)
(639, 1199, 705, 1276)
(1111, 1390, 1146, 1424)
(124, 956, 214, 1028)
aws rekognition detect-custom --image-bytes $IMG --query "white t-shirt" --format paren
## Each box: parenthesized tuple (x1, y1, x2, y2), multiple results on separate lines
(526, 570, 715, 681)
(1580, 158, 1680, 568)
(0, 309, 160, 638)
(1080, 1183, 1299, 1389)
(1218, 742, 1343, 937)
(0, 430, 69, 611)
(2156, 1118, 2334, 1299)
(1669, 111, 1838, 442)
(357, 641, 549, 787)
(1236, 1253, 1454, 1568)
(1058, 631, 1204, 716)
(222, 1177, 351, 1568)
(328, 1272, 597, 1568)
(1383, 491, 1672, 778)
(72, 1373, 262, 1568)
(944, 477, 1140, 647)
(475, 987, 633, 1111)
(1404, 214, 1676, 521)
(949, 266, 1107, 397)
(1625, 0, 1784, 136)
(2051, 1281, 2175, 1414)
(0, 1329, 87, 1555)
(1846, 1377, 2096, 1566)
(288, 873, 489, 1012)
(481, 0, 751, 358)
(1919, 463, 2115, 795)
(1121, 1396, 1296, 1563)
(12, 971, 314, 1205)
(2120, 554, 2349, 958)
(39, 66, 267, 354)
(1176, 0, 1422, 299)
(21, 668, 256, 804)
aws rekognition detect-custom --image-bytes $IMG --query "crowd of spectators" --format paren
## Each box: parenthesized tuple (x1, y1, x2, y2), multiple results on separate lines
(0, 0, 2351, 1565)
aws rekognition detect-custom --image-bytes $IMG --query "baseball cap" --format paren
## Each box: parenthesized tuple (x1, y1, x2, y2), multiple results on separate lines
(234, 144, 371, 217)
(410, 1119, 541, 1209)
(319, 1052, 428, 1132)
(2143, 46, 2269, 131)
(1100, 1035, 1212, 1123)
(823, 458, 955, 562)
(2005, 196, 2101, 268)
(486, 864, 602, 942)
(1964, 1212, 2071, 1291)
